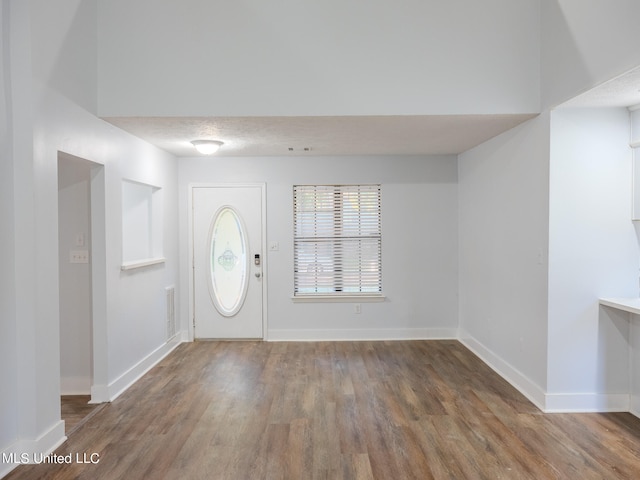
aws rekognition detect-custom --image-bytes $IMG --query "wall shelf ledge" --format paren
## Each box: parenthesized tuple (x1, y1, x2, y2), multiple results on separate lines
(121, 257, 166, 271)
(599, 297, 640, 315)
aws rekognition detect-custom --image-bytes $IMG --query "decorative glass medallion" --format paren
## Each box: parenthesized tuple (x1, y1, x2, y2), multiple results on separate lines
(208, 207, 248, 316)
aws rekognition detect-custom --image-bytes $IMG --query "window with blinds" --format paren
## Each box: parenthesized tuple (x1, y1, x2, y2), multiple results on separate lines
(293, 185, 382, 296)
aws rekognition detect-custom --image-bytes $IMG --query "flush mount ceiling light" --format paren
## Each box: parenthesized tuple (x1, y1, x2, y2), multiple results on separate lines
(191, 140, 224, 155)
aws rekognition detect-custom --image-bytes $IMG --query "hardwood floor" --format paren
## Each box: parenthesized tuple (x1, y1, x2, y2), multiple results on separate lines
(60, 396, 104, 435)
(5, 340, 640, 479)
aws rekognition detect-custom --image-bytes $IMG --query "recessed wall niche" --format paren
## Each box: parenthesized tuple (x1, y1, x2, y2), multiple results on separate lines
(121, 179, 164, 270)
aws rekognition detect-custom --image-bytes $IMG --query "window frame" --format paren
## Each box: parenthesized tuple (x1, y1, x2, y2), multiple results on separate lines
(292, 184, 384, 301)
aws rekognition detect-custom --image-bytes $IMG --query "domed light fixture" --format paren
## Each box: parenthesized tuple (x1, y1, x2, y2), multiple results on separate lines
(191, 139, 224, 155)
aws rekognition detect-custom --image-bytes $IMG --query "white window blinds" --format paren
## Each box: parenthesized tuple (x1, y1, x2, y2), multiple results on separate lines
(293, 185, 382, 296)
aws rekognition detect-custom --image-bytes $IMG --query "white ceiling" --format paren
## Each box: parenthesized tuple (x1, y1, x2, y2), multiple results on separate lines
(103, 114, 538, 158)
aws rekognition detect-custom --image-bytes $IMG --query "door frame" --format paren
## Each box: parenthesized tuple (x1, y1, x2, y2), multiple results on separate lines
(187, 183, 268, 341)
(56, 152, 108, 404)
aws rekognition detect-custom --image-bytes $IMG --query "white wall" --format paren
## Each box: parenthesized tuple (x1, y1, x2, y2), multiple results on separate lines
(542, 0, 640, 108)
(5, 0, 44, 470)
(34, 86, 181, 399)
(179, 156, 459, 340)
(97, 0, 540, 117)
(29, 0, 96, 113)
(0, 0, 19, 459)
(458, 113, 551, 408)
(455, 0, 640, 415)
(58, 155, 93, 395)
(547, 107, 638, 411)
(2, 1, 181, 474)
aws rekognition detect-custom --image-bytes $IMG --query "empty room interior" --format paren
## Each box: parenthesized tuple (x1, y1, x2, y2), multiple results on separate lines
(4, 0, 640, 478)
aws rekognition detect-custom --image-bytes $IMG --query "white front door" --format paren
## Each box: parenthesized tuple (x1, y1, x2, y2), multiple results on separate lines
(192, 185, 264, 339)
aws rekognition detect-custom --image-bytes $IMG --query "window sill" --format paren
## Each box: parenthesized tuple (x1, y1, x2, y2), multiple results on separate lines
(291, 295, 386, 303)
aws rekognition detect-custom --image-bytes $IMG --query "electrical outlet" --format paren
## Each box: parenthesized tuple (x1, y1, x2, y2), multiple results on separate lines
(354, 304, 361, 314)
(70, 250, 89, 264)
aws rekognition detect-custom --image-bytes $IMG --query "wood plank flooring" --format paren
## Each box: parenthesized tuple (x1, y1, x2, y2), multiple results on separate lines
(60, 396, 104, 435)
(5, 340, 640, 479)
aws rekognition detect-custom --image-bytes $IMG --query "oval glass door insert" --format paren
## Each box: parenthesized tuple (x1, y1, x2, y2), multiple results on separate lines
(208, 206, 249, 316)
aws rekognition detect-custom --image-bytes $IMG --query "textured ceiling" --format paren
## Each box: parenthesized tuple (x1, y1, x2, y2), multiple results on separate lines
(103, 114, 538, 158)
(103, 65, 640, 158)
(560, 65, 640, 108)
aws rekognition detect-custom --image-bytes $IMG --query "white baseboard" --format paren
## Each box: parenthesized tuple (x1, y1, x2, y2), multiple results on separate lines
(89, 384, 109, 404)
(458, 330, 637, 414)
(544, 392, 630, 413)
(90, 336, 182, 404)
(0, 420, 66, 477)
(630, 394, 640, 418)
(0, 458, 16, 479)
(458, 331, 547, 411)
(267, 327, 458, 342)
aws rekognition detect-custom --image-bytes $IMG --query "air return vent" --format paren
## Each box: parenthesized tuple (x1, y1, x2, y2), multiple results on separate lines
(166, 286, 176, 340)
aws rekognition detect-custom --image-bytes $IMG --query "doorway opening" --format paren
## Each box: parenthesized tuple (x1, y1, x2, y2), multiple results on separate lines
(57, 152, 105, 432)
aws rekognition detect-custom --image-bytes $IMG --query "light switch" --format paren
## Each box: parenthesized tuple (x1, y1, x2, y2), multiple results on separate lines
(70, 250, 89, 264)
(75, 233, 85, 247)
